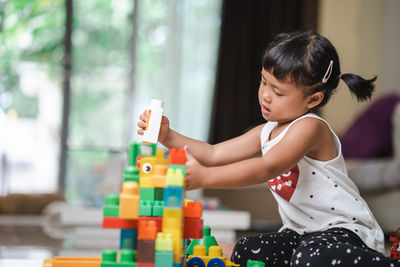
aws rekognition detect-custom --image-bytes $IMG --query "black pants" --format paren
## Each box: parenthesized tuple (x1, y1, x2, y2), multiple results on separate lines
(232, 228, 400, 267)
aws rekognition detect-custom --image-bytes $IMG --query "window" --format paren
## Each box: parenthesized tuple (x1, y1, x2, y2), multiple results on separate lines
(0, 0, 222, 206)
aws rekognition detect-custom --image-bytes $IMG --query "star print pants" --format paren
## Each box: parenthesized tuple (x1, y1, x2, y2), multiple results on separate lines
(231, 228, 400, 266)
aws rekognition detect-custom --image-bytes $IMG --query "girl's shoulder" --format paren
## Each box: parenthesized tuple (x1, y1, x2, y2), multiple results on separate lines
(288, 114, 339, 161)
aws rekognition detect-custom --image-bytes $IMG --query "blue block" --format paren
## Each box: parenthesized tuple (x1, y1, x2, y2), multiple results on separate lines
(155, 251, 174, 267)
(173, 263, 183, 267)
(120, 229, 137, 250)
(163, 186, 183, 208)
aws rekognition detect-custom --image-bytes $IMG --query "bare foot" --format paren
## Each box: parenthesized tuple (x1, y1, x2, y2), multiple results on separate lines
(218, 241, 235, 259)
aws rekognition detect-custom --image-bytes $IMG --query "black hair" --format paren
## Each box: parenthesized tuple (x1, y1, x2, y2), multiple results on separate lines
(262, 30, 376, 107)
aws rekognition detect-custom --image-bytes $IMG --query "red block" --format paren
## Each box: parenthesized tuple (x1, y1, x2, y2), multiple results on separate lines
(184, 217, 203, 239)
(102, 217, 138, 229)
(168, 148, 186, 164)
(184, 201, 202, 218)
(138, 216, 162, 233)
(137, 263, 154, 267)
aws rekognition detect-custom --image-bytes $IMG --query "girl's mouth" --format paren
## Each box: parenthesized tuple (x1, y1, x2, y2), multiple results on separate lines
(261, 105, 271, 115)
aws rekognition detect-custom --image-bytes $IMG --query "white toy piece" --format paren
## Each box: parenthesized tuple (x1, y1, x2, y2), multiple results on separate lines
(142, 99, 164, 144)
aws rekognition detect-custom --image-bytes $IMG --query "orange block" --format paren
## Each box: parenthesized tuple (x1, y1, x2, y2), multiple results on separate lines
(151, 164, 167, 188)
(120, 181, 139, 219)
(43, 257, 101, 267)
(168, 148, 186, 165)
(138, 220, 158, 240)
(184, 201, 202, 218)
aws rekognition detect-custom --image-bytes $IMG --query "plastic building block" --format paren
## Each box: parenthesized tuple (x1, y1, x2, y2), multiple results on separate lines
(151, 165, 167, 188)
(143, 99, 163, 144)
(168, 148, 186, 165)
(120, 229, 137, 250)
(138, 220, 158, 240)
(43, 257, 101, 267)
(166, 168, 184, 186)
(138, 216, 162, 233)
(119, 181, 139, 219)
(139, 200, 164, 217)
(139, 200, 152, 217)
(168, 164, 186, 176)
(155, 232, 174, 251)
(184, 201, 202, 218)
(102, 217, 138, 229)
(123, 166, 139, 184)
(154, 188, 163, 201)
(164, 186, 183, 208)
(139, 156, 167, 180)
(140, 188, 156, 201)
(163, 208, 183, 230)
(101, 249, 136, 267)
(103, 194, 120, 217)
(155, 251, 173, 267)
(184, 218, 203, 239)
(186, 226, 218, 255)
(152, 201, 164, 216)
(137, 239, 155, 263)
(129, 143, 157, 165)
(136, 264, 154, 267)
(247, 259, 266, 267)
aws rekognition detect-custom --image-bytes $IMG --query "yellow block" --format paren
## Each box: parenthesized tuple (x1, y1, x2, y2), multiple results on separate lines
(119, 181, 139, 219)
(139, 157, 167, 179)
(162, 208, 182, 230)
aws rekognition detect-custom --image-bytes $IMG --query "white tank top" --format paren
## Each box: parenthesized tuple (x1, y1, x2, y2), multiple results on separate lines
(261, 113, 384, 253)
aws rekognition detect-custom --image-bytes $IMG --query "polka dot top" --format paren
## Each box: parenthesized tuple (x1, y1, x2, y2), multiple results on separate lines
(261, 113, 384, 253)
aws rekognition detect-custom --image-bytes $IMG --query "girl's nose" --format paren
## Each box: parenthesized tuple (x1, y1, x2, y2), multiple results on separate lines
(263, 90, 271, 103)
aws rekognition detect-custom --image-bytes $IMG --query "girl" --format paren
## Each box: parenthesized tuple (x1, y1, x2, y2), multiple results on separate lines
(138, 30, 400, 266)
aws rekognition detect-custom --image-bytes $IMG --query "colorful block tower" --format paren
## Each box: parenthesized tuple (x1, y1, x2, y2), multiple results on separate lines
(99, 142, 205, 267)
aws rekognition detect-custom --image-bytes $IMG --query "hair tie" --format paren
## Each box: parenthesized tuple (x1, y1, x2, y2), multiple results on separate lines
(322, 60, 333, 83)
(338, 74, 342, 79)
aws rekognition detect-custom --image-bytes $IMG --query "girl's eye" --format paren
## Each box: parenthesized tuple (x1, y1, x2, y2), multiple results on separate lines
(274, 91, 283, 96)
(260, 80, 267, 86)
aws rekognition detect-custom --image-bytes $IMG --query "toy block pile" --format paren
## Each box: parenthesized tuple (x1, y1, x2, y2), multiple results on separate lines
(101, 142, 204, 267)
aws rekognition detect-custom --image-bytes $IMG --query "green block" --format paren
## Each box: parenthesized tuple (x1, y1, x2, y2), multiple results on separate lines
(155, 188, 164, 201)
(186, 226, 218, 255)
(247, 259, 266, 267)
(101, 249, 136, 267)
(123, 166, 139, 184)
(128, 143, 157, 166)
(139, 200, 153, 216)
(140, 187, 156, 201)
(155, 251, 173, 267)
(169, 164, 186, 176)
(153, 200, 164, 216)
(103, 194, 120, 217)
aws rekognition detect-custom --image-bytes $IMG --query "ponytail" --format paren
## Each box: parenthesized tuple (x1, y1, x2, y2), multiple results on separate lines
(339, 73, 376, 101)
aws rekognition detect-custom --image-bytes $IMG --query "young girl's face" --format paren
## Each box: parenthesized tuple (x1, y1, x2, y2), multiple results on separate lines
(258, 69, 311, 124)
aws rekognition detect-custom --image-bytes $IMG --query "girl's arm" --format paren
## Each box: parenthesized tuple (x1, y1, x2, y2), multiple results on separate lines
(163, 125, 263, 166)
(138, 110, 263, 166)
(185, 118, 328, 189)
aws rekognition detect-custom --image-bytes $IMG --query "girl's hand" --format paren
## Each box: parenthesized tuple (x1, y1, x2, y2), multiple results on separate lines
(137, 110, 170, 143)
(184, 146, 207, 190)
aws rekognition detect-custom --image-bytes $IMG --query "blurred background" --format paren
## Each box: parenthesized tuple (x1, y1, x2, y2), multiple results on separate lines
(0, 0, 399, 261)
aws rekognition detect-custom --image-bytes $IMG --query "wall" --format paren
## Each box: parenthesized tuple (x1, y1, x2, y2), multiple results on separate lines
(318, 0, 384, 133)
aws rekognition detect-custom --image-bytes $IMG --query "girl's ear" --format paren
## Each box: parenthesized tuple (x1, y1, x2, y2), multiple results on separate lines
(306, 92, 324, 109)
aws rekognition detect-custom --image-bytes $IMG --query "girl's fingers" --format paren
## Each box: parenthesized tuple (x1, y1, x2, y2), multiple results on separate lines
(137, 121, 146, 129)
(139, 114, 147, 122)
